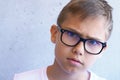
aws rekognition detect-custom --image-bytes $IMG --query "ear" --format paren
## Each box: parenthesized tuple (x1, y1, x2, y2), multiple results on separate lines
(50, 25, 58, 44)
(98, 45, 108, 58)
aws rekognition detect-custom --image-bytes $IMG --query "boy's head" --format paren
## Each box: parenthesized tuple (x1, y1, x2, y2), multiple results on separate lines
(57, 0, 113, 41)
(50, 0, 113, 72)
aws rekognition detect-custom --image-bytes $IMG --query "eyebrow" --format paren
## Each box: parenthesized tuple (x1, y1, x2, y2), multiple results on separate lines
(62, 27, 104, 42)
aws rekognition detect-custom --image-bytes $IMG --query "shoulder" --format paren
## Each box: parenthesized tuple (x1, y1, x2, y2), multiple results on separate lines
(90, 71, 106, 80)
(13, 67, 48, 80)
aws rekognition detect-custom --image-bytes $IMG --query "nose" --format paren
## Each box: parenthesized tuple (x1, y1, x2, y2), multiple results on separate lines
(72, 41, 85, 55)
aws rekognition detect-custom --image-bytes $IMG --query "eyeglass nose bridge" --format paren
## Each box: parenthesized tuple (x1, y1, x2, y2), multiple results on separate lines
(74, 37, 87, 47)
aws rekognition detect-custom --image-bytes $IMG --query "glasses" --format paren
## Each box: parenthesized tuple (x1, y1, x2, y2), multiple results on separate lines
(57, 26, 106, 55)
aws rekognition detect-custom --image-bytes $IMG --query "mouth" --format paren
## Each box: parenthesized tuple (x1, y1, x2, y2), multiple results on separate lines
(67, 58, 84, 66)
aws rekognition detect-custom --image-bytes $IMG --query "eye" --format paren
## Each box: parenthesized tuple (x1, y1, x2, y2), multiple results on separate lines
(87, 40, 101, 46)
(65, 30, 78, 38)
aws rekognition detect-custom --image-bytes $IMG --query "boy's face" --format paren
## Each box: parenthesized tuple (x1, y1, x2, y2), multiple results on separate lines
(50, 15, 107, 74)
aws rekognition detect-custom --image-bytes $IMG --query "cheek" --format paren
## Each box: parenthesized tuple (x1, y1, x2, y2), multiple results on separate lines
(85, 55, 99, 67)
(55, 33, 72, 55)
(54, 38, 73, 60)
(55, 42, 68, 56)
(54, 39, 65, 58)
(54, 42, 69, 67)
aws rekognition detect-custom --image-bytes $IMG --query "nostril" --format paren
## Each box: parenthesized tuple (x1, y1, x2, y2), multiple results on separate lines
(73, 49, 83, 55)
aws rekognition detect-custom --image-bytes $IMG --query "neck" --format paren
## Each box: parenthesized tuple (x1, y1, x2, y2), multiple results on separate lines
(47, 62, 90, 80)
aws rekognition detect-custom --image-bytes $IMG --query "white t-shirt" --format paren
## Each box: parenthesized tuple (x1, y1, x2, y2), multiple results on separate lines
(14, 67, 106, 80)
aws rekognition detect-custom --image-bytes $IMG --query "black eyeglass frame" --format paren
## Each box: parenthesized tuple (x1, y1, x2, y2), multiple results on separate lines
(57, 26, 107, 55)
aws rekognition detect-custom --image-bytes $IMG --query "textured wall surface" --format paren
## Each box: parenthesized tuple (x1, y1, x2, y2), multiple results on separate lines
(0, 0, 120, 80)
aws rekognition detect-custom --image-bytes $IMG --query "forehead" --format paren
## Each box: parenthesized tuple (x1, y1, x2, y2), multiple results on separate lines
(61, 15, 107, 42)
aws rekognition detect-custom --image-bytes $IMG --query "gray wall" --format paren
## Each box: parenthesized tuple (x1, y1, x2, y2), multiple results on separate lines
(0, 0, 120, 80)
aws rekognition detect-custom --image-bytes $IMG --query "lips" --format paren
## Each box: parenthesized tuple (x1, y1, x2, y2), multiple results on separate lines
(67, 58, 84, 65)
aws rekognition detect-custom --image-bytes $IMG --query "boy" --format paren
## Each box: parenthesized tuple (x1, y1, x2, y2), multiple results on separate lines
(14, 0, 113, 80)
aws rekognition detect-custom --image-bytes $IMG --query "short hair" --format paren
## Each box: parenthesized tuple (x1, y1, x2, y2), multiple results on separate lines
(57, 0, 113, 40)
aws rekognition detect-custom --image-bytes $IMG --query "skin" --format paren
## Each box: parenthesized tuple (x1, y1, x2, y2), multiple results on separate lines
(47, 15, 107, 80)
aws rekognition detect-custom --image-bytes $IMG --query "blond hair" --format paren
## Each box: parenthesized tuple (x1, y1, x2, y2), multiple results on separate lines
(57, 0, 113, 40)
